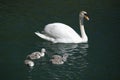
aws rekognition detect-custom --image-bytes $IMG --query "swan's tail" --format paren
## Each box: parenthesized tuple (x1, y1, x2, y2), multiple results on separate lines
(34, 31, 42, 37)
(34, 31, 56, 43)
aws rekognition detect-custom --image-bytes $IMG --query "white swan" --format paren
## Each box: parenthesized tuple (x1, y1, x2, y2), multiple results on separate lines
(27, 48, 46, 60)
(35, 11, 89, 43)
(24, 59, 34, 67)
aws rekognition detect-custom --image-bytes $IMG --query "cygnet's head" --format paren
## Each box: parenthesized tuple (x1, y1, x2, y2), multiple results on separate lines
(62, 53, 69, 62)
(41, 48, 46, 53)
(63, 53, 69, 58)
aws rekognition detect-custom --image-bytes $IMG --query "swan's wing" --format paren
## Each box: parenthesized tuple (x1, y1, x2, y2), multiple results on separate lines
(35, 23, 82, 43)
(35, 31, 56, 43)
(44, 23, 82, 43)
(44, 23, 81, 39)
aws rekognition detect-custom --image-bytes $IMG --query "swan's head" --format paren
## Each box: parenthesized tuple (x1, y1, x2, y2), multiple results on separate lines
(80, 11, 89, 20)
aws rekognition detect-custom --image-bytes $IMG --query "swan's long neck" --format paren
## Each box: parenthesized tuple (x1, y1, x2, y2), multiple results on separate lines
(79, 16, 88, 42)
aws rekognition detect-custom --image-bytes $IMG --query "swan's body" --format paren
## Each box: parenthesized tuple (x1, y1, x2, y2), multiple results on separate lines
(50, 53, 69, 64)
(24, 60, 34, 67)
(35, 11, 89, 43)
(27, 48, 46, 60)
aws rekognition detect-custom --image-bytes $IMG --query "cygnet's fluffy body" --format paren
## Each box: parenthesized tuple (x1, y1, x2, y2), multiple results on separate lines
(27, 48, 46, 60)
(27, 51, 41, 60)
(50, 53, 69, 65)
(50, 56, 64, 64)
(24, 59, 34, 67)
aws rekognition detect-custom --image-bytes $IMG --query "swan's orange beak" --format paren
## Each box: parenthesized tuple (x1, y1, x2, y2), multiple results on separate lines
(84, 15, 89, 20)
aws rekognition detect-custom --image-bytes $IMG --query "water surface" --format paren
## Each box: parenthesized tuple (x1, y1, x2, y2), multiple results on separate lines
(0, 0, 119, 80)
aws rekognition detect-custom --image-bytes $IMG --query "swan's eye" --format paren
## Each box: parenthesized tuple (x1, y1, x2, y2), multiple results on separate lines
(84, 13, 87, 16)
(84, 14, 89, 17)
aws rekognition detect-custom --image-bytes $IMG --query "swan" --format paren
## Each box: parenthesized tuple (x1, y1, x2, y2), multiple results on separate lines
(24, 59, 34, 67)
(35, 11, 89, 43)
(50, 53, 69, 64)
(27, 48, 46, 60)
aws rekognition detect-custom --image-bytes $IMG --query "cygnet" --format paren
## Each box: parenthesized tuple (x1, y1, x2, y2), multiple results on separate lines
(24, 59, 34, 68)
(50, 53, 69, 65)
(27, 48, 46, 60)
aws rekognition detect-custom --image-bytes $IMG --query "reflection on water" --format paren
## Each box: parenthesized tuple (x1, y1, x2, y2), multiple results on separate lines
(26, 42, 89, 80)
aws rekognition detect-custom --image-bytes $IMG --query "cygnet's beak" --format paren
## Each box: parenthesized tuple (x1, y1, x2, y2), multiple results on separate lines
(84, 15, 89, 20)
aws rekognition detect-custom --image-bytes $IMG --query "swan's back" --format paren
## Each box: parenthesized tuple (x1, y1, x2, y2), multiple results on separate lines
(44, 23, 81, 43)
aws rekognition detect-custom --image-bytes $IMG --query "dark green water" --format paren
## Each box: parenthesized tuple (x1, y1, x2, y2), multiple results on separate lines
(0, 0, 119, 80)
